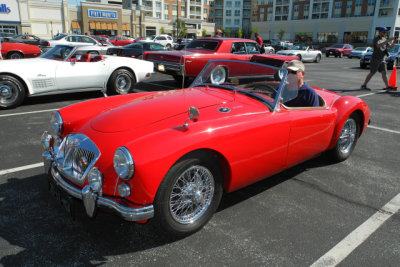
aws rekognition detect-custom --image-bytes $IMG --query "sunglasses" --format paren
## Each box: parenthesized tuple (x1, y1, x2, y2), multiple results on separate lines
(288, 70, 298, 74)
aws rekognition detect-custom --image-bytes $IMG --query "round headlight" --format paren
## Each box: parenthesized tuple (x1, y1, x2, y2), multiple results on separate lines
(88, 167, 103, 193)
(50, 111, 63, 136)
(113, 147, 134, 180)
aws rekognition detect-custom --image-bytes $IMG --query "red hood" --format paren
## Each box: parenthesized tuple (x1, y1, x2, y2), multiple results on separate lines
(91, 88, 233, 133)
(144, 49, 216, 62)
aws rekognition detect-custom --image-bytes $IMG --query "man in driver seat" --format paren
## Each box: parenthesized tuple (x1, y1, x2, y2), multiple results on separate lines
(284, 60, 319, 107)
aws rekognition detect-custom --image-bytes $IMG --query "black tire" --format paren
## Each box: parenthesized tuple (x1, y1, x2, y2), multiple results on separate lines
(327, 114, 360, 162)
(395, 58, 399, 67)
(153, 155, 223, 237)
(7, 52, 23, 59)
(339, 53, 343, 58)
(107, 69, 136, 95)
(314, 54, 321, 63)
(348, 56, 352, 59)
(360, 63, 367, 69)
(387, 62, 394, 70)
(166, 44, 172, 48)
(296, 54, 302, 61)
(326, 53, 329, 57)
(0, 75, 26, 109)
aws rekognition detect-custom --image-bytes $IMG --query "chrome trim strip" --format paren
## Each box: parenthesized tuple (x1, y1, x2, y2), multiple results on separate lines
(49, 164, 154, 221)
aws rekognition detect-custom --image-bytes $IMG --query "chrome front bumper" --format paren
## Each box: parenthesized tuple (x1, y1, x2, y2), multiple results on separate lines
(43, 151, 154, 222)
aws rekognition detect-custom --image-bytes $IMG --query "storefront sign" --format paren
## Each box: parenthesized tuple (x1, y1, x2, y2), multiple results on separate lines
(88, 9, 117, 20)
(0, 3, 11, 13)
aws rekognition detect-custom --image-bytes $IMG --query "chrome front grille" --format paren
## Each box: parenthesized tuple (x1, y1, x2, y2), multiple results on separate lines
(55, 134, 100, 185)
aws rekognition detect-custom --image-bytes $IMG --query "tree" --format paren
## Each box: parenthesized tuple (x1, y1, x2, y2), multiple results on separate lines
(252, 26, 259, 38)
(278, 29, 285, 40)
(172, 19, 187, 38)
(202, 29, 207, 37)
(225, 29, 231, 37)
(160, 27, 165, 34)
(238, 29, 243, 38)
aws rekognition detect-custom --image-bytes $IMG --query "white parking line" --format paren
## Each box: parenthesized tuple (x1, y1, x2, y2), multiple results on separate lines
(311, 193, 400, 267)
(0, 163, 44, 176)
(368, 125, 400, 134)
(0, 108, 58, 118)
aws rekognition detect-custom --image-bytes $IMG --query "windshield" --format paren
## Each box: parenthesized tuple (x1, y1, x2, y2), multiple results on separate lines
(354, 47, 367, 51)
(52, 34, 67, 40)
(289, 44, 307, 50)
(332, 44, 344, 48)
(41, 45, 75, 61)
(190, 60, 298, 110)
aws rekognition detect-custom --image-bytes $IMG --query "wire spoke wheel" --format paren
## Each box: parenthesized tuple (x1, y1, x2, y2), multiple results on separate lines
(169, 165, 214, 225)
(337, 118, 357, 155)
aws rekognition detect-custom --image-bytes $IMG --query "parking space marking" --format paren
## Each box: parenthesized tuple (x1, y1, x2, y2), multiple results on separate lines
(311, 193, 400, 267)
(0, 163, 44, 176)
(0, 108, 58, 118)
(368, 125, 400, 135)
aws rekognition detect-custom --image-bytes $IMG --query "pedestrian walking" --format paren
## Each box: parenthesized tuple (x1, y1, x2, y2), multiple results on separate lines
(361, 27, 397, 90)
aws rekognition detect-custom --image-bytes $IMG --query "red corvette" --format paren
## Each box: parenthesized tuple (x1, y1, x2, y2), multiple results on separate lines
(1, 41, 41, 59)
(41, 61, 370, 237)
(143, 37, 298, 84)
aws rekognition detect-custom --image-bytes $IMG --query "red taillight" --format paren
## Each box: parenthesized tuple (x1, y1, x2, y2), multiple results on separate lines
(131, 56, 135, 58)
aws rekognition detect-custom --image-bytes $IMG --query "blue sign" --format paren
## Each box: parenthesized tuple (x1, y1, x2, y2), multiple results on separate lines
(0, 4, 11, 14)
(88, 9, 117, 20)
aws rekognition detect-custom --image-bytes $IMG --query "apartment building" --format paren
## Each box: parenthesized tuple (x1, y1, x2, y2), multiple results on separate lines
(211, 0, 252, 37)
(132, 0, 215, 37)
(252, 0, 400, 44)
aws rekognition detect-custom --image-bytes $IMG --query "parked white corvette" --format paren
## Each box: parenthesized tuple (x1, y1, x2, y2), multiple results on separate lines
(277, 44, 322, 63)
(0, 45, 153, 109)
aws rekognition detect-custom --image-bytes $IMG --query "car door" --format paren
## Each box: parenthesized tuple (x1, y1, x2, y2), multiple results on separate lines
(55, 58, 109, 90)
(344, 45, 352, 55)
(284, 107, 336, 167)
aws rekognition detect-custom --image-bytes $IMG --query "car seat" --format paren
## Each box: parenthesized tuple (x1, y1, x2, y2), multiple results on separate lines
(91, 55, 104, 62)
(79, 54, 91, 62)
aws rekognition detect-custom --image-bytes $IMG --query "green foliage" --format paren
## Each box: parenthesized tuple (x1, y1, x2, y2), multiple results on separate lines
(202, 29, 206, 37)
(278, 29, 285, 40)
(238, 29, 243, 38)
(160, 27, 165, 34)
(173, 19, 187, 38)
(225, 29, 231, 37)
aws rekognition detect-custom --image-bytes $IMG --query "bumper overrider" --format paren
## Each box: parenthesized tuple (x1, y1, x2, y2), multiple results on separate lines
(41, 131, 154, 222)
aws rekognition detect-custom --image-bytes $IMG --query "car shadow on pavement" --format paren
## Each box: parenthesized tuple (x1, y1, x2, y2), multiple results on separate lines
(0, 155, 336, 265)
(0, 174, 172, 266)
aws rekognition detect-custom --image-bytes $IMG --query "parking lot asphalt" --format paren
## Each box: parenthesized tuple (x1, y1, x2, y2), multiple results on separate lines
(0, 56, 399, 266)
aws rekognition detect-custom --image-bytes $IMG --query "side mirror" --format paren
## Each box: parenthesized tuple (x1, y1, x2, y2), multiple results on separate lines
(183, 106, 200, 128)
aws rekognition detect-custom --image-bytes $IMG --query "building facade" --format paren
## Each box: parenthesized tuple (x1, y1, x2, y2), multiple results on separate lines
(252, 0, 400, 44)
(211, 0, 252, 37)
(0, 0, 214, 39)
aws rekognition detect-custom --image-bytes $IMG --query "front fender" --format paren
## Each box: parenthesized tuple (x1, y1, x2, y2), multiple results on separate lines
(327, 95, 370, 150)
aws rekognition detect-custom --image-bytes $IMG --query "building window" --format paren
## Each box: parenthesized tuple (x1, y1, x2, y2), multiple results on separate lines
(304, 5, 309, 11)
(226, 1, 232, 7)
(235, 10, 241, 16)
(335, 2, 342, 9)
(346, 1, 352, 8)
(226, 18, 231, 25)
(355, 0, 362, 6)
(164, 4, 168, 9)
(226, 10, 232, 16)
(368, 0, 375, 5)
(234, 19, 240, 25)
(235, 1, 241, 8)
(294, 5, 299, 12)
(173, 5, 177, 11)
(267, 7, 272, 13)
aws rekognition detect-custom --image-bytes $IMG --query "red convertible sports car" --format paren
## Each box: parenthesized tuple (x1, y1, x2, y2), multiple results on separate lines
(1, 41, 41, 59)
(41, 60, 370, 237)
(143, 37, 298, 85)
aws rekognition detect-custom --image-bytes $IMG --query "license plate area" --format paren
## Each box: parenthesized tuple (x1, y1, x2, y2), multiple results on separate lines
(48, 177, 75, 217)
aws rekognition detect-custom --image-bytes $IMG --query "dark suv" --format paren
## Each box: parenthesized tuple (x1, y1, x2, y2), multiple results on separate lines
(326, 44, 353, 58)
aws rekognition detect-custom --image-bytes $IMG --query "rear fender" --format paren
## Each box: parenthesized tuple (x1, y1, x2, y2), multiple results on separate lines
(327, 96, 370, 150)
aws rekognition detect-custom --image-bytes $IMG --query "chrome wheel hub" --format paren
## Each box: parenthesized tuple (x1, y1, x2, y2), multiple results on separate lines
(0, 85, 11, 98)
(338, 118, 356, 155)
(0, 83, 17, 104)
(169, 165, 214, 224)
